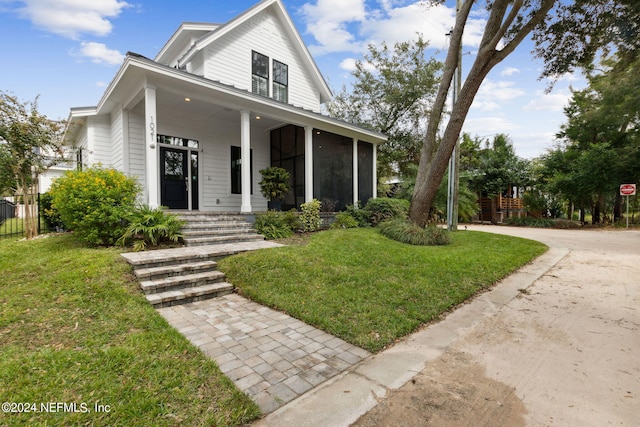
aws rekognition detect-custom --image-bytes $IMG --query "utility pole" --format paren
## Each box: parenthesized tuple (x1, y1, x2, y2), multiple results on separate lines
(447, 0, 463, 232)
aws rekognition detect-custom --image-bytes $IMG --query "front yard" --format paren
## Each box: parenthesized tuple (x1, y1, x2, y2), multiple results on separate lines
(0, 234, 259, 426)
(1, 227, 546, 425)
(219, 228, 547, 352)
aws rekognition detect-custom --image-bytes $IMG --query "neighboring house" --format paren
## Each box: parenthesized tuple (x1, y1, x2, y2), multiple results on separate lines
(62, 0, 387, 212)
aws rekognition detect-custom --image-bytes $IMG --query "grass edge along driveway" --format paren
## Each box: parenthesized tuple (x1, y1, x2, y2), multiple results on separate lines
(219, 228, 547, 353)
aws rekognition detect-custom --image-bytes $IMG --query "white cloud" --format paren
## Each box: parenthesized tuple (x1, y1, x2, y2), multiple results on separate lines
(501, 67, 520, 77)
(339, 58, 357, 72)
(77, 41, 123, 66)
(300, 0, 486, 56)
(470, 79, 525, 112)
(523, 90, 570, 112)
(15, 0, 129, 39)
(301, 0, 367, 54)
(464, 116, 519, 135)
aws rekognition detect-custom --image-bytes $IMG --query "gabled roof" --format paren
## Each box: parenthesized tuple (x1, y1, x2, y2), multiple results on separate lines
(63, 53, 386, 147)
(155, 22, 220, 66)
(174, 0, 332, 103)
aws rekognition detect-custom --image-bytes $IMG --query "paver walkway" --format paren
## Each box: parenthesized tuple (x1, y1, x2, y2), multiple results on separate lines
(157, 293, 371, 414)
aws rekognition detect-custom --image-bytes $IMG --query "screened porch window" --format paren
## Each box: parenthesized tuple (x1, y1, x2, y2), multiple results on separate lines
(251, 51, 269, 97)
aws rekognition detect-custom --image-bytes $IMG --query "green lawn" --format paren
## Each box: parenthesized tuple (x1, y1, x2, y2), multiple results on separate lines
(219, 228, 547, 352)
(0, 234, 260, 426)
(0, 227, 546, 425)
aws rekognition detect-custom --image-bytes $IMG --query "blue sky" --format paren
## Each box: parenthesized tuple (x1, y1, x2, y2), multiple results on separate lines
(0, 0, 583, 158)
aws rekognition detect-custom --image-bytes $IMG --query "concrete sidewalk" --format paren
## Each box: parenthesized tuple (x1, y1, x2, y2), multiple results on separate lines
(253, 245, 568, 426)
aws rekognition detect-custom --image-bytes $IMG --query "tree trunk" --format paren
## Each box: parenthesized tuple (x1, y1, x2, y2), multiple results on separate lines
(490, 197, 498, 224)
(408, 0, 556, 227)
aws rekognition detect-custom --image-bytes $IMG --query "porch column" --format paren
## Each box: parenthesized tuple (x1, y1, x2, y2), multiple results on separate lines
(304, 126, 313, 202)
(373, 143, 378, 199)
(353, 138, 359, 207)
(145, 85, 159, 208)
(240, 110, 252, 213)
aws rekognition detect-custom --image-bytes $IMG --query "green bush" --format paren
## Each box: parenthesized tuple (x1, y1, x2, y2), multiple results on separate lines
(49, 167, 140, 246)
(40, 192, 65, 231)
(505, 216, 554, 228)
(254, 210, 295, 240)
(300, 199, 321, 232)
(282, 209, 302, 232)
(505, 216, 582, 229)
(378, 218, 451, 246)
(345, 203, 371, 227)
(117, 205, 184, 251)
(330, 211, 359, 229)
(364, 197, 410, 226)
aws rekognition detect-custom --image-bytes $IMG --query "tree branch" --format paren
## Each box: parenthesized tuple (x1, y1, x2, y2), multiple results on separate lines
(496, 0, 557, 61)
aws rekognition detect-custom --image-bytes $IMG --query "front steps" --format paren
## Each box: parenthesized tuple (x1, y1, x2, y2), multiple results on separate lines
(121, 241, 283, 307)
(176, 212, 265, 247)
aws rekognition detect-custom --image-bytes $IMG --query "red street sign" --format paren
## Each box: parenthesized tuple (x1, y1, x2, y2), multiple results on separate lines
(620, 184, 636, 196)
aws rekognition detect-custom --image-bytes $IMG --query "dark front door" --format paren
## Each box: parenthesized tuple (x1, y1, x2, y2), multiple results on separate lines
(160, 147, 188, 209)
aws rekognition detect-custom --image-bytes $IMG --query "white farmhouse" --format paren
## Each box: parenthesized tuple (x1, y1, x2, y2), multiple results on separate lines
(63, 0, 386, 212)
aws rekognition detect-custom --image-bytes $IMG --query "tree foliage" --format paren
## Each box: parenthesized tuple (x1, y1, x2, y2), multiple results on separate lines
(467, 134, 531, 198)
(326, 35, 443, 179)
(409, 0, 639, 227)
(539, 52, 640, 224)
(0, 91, 64, 238)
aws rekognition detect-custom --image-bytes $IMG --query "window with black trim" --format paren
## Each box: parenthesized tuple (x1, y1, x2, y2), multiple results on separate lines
(273, 60, 288, 103)
(252, 51, 269, 97)
(231, 146, 253, 194)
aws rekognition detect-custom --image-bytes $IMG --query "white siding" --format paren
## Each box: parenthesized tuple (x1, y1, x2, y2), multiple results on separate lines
(201, 9, 321, 112)
(155, 107, 269, 212)
(86, 116, 111, 166)
(127, 112, 146, 188)
(110, 108, 124, 170)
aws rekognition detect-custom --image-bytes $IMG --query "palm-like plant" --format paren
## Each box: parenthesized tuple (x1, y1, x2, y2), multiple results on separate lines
(117, 205, 184, 251)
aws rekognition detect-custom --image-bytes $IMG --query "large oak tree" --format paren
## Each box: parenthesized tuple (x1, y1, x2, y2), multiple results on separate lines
(409, 0, 640, 226)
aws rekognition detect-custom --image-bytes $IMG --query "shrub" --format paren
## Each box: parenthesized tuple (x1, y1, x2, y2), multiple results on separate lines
(300, 199, 321, 232)
(117, 205, 184, 251)
(40, 192, 65, 231)
(378, 218, 451, 246)
(282, 209, 302, 232)
(49, 167, 140, 246)
(364, 197, 410, 226)
(330, 211, 360, 229)
(505, 216, 554, 228)
(345, 203, 371, 227)
(254, 210, 294, 240)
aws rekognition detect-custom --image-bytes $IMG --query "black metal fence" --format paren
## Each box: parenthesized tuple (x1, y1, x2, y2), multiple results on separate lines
(0, 193, 42, 239)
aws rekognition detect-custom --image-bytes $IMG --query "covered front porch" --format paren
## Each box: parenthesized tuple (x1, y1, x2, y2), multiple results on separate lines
(113, 60, 386, 213)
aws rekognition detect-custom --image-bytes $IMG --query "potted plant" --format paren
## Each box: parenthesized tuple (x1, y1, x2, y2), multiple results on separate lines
(259, 166, 291, 210)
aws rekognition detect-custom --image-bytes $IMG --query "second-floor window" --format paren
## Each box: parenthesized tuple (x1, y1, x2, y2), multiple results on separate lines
(251, 51, 288, 102)
(252, 51, 269, 97)
(273, 60, 288, 103)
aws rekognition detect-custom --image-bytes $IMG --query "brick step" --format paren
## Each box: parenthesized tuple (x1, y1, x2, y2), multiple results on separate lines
(184, 234, 264, 247)
(134, 260, 218, 281)
(182, 228, 256, 237)
(175, 213, 250, 222)
(146, 281, 235, 307)
(182, 224, 255, 233)
(140, 270, 227, 294)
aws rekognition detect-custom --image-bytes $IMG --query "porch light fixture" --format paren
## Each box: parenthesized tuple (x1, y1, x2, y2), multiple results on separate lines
(255, 116, 261, 120)
(184, 97, 191, 102)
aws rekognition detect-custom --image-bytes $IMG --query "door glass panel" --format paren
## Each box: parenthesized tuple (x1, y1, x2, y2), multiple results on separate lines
(164, 151, 184, 180)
